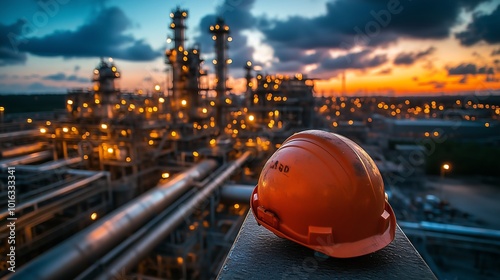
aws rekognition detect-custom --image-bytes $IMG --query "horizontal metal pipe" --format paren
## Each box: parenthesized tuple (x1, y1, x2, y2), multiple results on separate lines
(0, 171, 107, 220)
(99, 151, 251, 279)
(11, 159, 217, 280)
(399, 221, 500, 239)
(1, 142, 47, 158)
(0, 150, 52, 168)
(220, 184, 254, 203)
(14, 157, 82, 172)
(0, 129, 40, 141)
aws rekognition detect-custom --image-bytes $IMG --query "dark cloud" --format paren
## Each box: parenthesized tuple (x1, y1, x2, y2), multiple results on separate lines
(456, 4, 500, 46)
(447, 63, 495, 75)
(15, 7, 160, 61)
(43, 72, 88, 83)
(492, 48, 500, 56)
(376, 68, 392, 75)
(0, 20, 27, 66)
(195, 0, 256, 70)
(262, 0, 488, 53)
(418, 80, 446, 89)
(394, 47, 435, 65)
(319, 49, 387, 71)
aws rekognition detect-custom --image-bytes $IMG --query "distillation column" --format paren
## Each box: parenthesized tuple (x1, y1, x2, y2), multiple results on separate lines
(166, 7, 188, 114)
(209, 18, 231, 129)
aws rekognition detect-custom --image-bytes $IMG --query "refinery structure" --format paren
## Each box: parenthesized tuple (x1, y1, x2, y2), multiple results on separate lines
(1, 6, 500, 280)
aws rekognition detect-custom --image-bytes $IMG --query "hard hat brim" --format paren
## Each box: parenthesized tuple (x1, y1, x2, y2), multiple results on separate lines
(251, 185, 397, 258)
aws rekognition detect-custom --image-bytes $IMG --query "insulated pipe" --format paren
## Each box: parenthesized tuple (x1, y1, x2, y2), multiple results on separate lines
(0, 171, 107, 220)
(11, 159, 217, 280)
(98, 151, 251, 279)
(14, 157, 82, 172)
(0, 129, 40, 141)
(220, 184, 254, 203)
(0, 151, 52, 168)
(1, 142, 47, 158)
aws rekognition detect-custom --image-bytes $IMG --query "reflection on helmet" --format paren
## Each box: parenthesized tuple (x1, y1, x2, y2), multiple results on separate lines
(251, 130, 396, 258)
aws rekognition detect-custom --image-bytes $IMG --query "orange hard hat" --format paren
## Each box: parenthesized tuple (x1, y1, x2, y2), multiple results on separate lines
(251, 130, 396, 258)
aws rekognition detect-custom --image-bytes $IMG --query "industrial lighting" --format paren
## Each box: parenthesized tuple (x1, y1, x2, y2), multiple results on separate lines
(181, 99, 187, 107)
(40, 128, 47, 133)
(67, 100, 73, 105)
(485, 122, 490, 128)
(248, 115, 255, 121)
(27, 118, 32, 123)
(162, 172, 170, 179)
(90, 213, 97, 220)
(107, 147, 114, 154)
(443, 164, 450, 171)
(154, 85, 161, 91)
(62, 127, 69, 133)
(101, 124, 108, 129)
(126, 157, 131, 162)
(159, 97, 165, 103)
(234, 203, 240, 209)
(202, 108, 207, 114)
(193, 151, 199, 157)
(83, 155, 89, 160)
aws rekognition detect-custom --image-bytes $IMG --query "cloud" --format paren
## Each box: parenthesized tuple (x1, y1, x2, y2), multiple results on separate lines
(447, 63, 495, 75)
(456, 4, 500, 46)
(492, 48, 500, 56)
(319, 49, 387, 71)
(0, 20, 27, 66)
(394, 47, 435, 65)
(43, 72, 89, 83)
(376, 68, 392, 75)
(14, 7, 160, 61)
(261, 0, 489, 53)
(418, 80, 446, 89)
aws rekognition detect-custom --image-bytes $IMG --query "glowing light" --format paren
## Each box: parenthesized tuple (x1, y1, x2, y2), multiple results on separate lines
(171, 131, 178, 137)
(433, 131, 439, 137)
(210, 101, 215, 106)
(83, 155, 89, 160)
(181, 99, 187, 107)
(62, 127, 69, 133)
(107, 147, 114, 154)
(159, 97, 165, 103)
(193, 151, 199, 157)
(40, 128, 47, 133)
(424, 132, 430, 137)
(227, 58, 232, 64)
(126, 157, 131, 162)
(95, 99, 100, 104)
(443, 163, 450, 170)
(234, 203, 240, 209)
(46, 121, 51, 125)
(162, 172, 170, 179)
(485, 122, 490, 128)
(67, 100, 73, 105)
(154, 85, 161, 91)
(212, 59, 217, 64)
(90, 213, 97, 220)
(83, 103, 88, 108)
(202, 108, 208, 114)
(148, 140, 154, 145)
(177, 257, 184, 265)
(27, 118, 32, 123)
(228, 37, 233, 42)
(101, 124, 108, 129)
(248, 115, 255, 121)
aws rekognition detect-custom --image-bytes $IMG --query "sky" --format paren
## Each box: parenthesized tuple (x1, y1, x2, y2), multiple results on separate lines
(0, 0, 499, 95)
